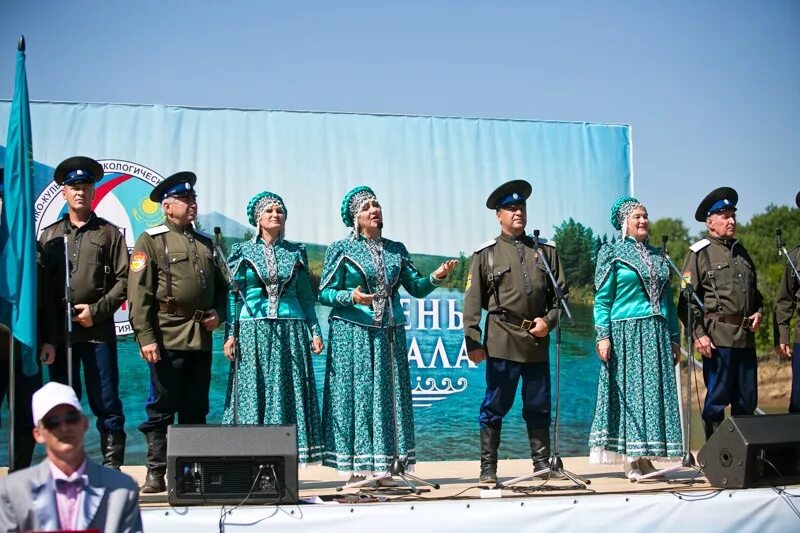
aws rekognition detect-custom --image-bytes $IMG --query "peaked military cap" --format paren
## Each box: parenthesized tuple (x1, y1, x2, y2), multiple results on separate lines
(486, 179, 532, 209)
(150, 171, 198, 202)
(695, 186, 738, 222)
(54, 156, 104, 186)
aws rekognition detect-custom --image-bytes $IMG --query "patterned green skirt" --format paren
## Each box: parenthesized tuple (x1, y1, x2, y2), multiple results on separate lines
(222, 318, 323, 464)
(321, 319, 415, 475)
(588, 315, 683, 462)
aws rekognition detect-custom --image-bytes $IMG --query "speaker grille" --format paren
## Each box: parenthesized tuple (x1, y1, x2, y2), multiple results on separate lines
(175, 457, 284, 500)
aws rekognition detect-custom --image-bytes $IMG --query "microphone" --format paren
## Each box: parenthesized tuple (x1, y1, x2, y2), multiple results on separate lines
(661, 234, 669, 258)
(213, 226, 222, 261)
(776, 228, 783, 255)
(532, 229, 540, 257)
(377, 222, 384, 230)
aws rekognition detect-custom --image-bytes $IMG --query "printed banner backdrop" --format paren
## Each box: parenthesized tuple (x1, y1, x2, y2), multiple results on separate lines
(0, 101, 632, 465)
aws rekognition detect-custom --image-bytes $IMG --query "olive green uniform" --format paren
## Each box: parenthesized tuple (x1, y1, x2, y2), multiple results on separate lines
(463, 234, 565, 363)
(773, 244, 800, 413)
(679, 236, 763, 426)
(39, 214, 129, 345)
(127, 219, 227, 351)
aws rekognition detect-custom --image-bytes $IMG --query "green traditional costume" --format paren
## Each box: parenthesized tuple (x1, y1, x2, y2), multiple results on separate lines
(588, 197, 683, 463)
(222, 191, 323, 464)
(319, 186, 444, 475)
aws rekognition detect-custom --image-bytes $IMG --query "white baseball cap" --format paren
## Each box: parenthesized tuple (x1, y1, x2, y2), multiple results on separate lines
(32, 382, 83, 425)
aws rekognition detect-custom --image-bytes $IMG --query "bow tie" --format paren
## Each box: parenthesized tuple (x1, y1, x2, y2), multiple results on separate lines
(55, 477, 86, 491)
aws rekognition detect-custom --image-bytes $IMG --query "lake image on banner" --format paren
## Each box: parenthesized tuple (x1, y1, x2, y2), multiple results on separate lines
(1, 292, 602, 466)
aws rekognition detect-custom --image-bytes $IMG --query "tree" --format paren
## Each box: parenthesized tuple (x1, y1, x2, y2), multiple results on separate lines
(553, 218, 596, 288)
(649, 217, 691, 266)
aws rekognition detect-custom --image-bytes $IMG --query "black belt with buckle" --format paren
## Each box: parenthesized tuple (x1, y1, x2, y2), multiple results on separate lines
(498, 312, 535, 330)
(159, 302, 206, 322)
(705, 312, 753, 328)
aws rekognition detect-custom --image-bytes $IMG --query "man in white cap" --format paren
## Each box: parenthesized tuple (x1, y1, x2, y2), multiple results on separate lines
(0, 382, 142, 532)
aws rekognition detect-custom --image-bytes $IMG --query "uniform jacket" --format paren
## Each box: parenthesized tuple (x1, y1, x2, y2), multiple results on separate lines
(38, 213, 129, 345)
(318, 236, 442, 327)
(463, 233, 567, 363)
(774, 244, 800, 346)
(593, 239, 679, 343)
(224, 236, 321, 338)
(679, 235, 763, 348)
(127, 219, 227, 351)
(0, 458, 142, 533)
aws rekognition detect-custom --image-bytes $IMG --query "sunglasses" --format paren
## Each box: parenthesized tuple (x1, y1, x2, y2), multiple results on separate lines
(41, 410, 83, 430)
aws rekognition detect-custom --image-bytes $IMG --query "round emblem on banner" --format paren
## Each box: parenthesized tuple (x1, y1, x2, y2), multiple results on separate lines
(35, 159, 165, 336)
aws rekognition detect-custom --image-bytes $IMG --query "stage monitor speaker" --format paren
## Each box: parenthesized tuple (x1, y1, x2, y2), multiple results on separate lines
(166, 424, 298, 505)
(698, 414, 800, 489)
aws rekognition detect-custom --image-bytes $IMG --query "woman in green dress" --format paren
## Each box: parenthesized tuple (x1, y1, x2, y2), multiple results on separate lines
(319, 186, 456, 480)
(589, 196, 683, 479)
(222, 191, 324, 464)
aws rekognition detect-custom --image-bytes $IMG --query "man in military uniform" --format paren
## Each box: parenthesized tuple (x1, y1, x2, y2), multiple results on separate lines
(1, 166, 44, 471)
(38, 157, 129, 469)
(128, 171, 227, 493)
(463, 179, 567, 484)
(773, 190, 800, 414)
(679, 187, 763, 440)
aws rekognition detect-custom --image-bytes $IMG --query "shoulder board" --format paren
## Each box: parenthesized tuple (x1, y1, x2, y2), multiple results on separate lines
(144, 225, 169, 236)
(689, 238, 711, 253)
(472, 239, 496, 254)
(536, 237, 555, 248)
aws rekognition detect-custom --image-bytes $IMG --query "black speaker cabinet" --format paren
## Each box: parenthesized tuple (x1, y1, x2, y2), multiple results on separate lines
(698, 414, 800, 489)
(166, 424, 298, 505)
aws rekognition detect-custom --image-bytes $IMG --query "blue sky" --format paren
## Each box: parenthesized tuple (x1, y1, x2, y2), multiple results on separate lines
(1, 0, 798, 235)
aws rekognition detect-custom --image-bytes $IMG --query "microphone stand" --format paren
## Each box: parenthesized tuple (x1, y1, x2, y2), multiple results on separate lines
(500, 229, 590, 489)
(634, 234, 705, 482)
(338, 232, 440, 495)
(776, 229, 800, 285)
(63, 224, 75, 388)
(213, 227, 251, 426)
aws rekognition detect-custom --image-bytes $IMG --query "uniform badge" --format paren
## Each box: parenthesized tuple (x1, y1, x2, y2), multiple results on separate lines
(681, 271, 692, 288)
(130, 251, 148, 272)
(465, 273, 472, 292)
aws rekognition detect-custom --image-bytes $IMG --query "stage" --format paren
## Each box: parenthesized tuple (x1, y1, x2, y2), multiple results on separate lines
(112, 457, 800, 531)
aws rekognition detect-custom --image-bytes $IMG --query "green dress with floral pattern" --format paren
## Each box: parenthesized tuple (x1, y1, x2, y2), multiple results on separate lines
(222, 236, 323, 464)
(589, 238, 684, 463)
(319, 235, 443, 475)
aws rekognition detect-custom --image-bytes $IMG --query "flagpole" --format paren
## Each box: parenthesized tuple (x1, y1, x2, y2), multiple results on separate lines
(2, 323, 13, 469)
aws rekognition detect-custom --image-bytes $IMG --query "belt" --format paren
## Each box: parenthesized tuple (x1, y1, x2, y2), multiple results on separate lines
(705, 312, 753, 328)
(158, 302, 205, 322)
(497, 312, 536, 330)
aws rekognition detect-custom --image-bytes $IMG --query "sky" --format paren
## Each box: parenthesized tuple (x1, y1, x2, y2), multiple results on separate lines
(1, 0, 798, 235)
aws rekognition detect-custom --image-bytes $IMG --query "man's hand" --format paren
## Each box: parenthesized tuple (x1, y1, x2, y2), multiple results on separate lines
(528, 318, 549, 338)
(468, 348, 487, 364)
(776, 343, 793, 358)
(596, 339, 611, 362)
(694, 335, 716, 358)
(72, 303, 93, 328)
(40, 343, 56, 365)
(140, 342, 160, 363)
(201, 310, 220, 331)
(748, 312, 763, 332)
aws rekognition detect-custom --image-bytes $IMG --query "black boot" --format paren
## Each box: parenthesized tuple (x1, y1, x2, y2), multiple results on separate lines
(479, 427, 501, 484)
(100, 431, 126, 470)
(528, 427, 551, 473)
(141, 431, 167, 493)
(703, 419, 721, 441)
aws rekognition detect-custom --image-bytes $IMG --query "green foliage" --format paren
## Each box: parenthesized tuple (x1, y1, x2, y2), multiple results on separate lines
(649, 217, 690, 265)
(553, 218, 597, 288)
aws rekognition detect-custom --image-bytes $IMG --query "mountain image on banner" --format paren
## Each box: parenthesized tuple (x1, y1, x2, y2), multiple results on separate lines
(197, 211, 251, 239)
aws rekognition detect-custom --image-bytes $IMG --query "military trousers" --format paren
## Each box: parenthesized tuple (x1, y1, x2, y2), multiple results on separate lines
(138, 349, 211, 434)
(790, 343, 799, 414)
(701, 345, 757, 422)
(0, 339, 41, 470)
(50, 341, 125, 434)
(479, 356, 551, 431)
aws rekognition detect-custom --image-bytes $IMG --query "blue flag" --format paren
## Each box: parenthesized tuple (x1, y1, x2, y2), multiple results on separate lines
(0, 43, 37, 376)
